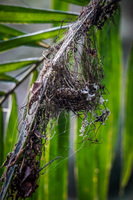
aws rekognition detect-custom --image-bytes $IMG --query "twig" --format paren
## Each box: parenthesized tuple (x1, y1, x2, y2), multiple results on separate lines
(39, 156, 61, 172)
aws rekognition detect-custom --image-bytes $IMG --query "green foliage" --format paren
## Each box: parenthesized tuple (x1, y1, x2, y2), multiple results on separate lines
(0, 24, 49, 48)
(76, 116, 96, 200)
(0, 24, 24, 39)
(75, 11, 121, 200)
(0, 74, 18, 83)
(121, 46, 133, 190)
(48, 112, 70, 200)
(4, 93, 18, 159)
(0, 26, 67, 52)
(0, 58, 39, 73)
(63, 0, 90, 6)
(0, 5, 77, 23)
(96, 14, 121, 200)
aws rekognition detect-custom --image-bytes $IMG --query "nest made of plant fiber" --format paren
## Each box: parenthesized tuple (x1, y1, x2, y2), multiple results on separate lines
(43, 41, 104, 114)
(5, 32, 107, 200)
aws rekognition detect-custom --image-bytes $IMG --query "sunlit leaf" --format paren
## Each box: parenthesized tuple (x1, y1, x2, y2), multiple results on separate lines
(30, 70, 38, 85)
(121, 45, 133, 191)
(0, 26, 68, 52)
(62, 0, 89, 6)
(51, 0, 69, 11)
(0, 58, 39, 73)
(76, 13, 121, 200)
(76, 116, 96, 200)
(48, 112, 69, 200)
(4, 93, 18, 159)
(0, 5, 78, 24)
(0, 24, 24, 40)
(0, 24, 49, 48)
(96, 13, 121, 200)
(0, 74, 18, 83)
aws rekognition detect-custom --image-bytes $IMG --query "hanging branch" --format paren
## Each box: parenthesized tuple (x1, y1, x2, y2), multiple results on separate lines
(0, 0, 120, 199)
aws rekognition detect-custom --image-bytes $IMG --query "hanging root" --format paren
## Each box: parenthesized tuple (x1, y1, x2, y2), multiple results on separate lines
(0, 0, 120, 199)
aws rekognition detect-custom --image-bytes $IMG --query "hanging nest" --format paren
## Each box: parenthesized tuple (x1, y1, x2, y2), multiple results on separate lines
(0, 0, 120, 199)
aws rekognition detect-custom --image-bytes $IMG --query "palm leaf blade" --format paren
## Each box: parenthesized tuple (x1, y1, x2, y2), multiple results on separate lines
(4, 93, 18, 158)
(0, 58, 39, 73)
(96, 14, 121, 200)
(121, 46, 133, 190)
(62, 0, 90, 6)
(0, 26, 68, 52)
(0, 5, 78, 24)
(0, 74, 18, 83)
(76, 116, 96, 200)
